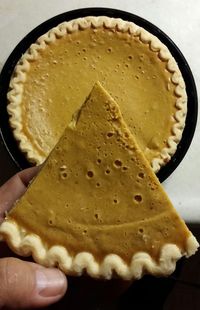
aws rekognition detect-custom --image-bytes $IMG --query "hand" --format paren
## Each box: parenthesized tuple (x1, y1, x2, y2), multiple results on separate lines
(0, 167, 67, 309)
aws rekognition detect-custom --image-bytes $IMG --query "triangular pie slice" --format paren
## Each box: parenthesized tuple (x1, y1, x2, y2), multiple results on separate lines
(0, 82, 198, 280)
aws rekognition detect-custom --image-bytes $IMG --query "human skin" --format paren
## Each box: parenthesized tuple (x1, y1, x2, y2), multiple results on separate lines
(0, 167, 67, 309)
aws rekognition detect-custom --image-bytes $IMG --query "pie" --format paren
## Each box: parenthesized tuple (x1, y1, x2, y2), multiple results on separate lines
(7, 16, 187, 172)
(0, 82, 198, 280)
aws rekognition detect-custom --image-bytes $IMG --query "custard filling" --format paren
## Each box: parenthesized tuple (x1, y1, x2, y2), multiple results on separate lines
(21, 27, 177, 163)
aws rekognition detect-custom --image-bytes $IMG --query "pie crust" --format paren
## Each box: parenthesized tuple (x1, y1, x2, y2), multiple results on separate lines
(0, 220, 198, 280)
(7, 16, 187, 173)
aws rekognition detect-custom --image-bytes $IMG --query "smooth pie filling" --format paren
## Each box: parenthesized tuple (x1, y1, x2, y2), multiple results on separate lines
(19, 26, 178, 165)
(8, 83, 191, 264)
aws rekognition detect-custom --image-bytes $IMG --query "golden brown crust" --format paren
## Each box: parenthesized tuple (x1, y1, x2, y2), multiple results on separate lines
(0, 219, 198, 280)
(7, 16, 187, 171)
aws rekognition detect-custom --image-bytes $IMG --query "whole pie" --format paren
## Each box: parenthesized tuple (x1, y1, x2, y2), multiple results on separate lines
(7, 16, 187, 172)
(0, 83, 198, 280)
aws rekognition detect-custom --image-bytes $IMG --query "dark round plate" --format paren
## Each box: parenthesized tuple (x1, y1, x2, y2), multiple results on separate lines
(0, 7, 198, 182)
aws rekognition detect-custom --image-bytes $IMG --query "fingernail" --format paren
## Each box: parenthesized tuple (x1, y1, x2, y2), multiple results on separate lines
(36, 268, 67, 297)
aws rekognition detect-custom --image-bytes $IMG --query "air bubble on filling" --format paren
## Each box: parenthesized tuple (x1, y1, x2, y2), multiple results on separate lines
(124, 132, 129, 138)
(114, 159, 122, 168)
(97, 158, 102, 164)
(94, 213, 99, 220)
(87, 171, 94, 178)
(107, 132, 114, 138)
(138, 172, 145, 179)
(113, 198, 119, 204)
(60, 171, 67, 179)
(134, 194, 143, 203)
(107, 47, 112, 53)
(48, 219, 53, 226)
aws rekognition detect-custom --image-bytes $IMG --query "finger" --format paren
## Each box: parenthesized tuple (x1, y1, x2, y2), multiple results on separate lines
(18, 166, 41, 187)
(0, 257, 67, 309)
(0, 167, 40, 222)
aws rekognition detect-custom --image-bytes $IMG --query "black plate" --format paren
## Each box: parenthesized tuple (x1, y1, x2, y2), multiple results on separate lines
(0, 8, 198, 182)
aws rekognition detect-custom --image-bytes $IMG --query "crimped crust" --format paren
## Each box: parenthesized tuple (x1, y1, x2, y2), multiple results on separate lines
(0, 219, 198, 280)
(7, 16, 187, 172)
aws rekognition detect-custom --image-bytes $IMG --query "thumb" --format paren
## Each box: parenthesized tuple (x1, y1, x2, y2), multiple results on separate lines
(0, 257, 67, 309)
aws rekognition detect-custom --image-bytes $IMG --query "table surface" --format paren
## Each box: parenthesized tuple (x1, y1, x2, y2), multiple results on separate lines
(0, 1, 200, 309)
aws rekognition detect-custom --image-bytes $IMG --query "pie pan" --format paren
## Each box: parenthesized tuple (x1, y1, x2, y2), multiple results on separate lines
(0, 7, 198, 182)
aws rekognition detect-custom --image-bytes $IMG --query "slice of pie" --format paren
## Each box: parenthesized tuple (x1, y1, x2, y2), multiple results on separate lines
(7, 16, 187, 172)
(0, 82, 197, 280)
